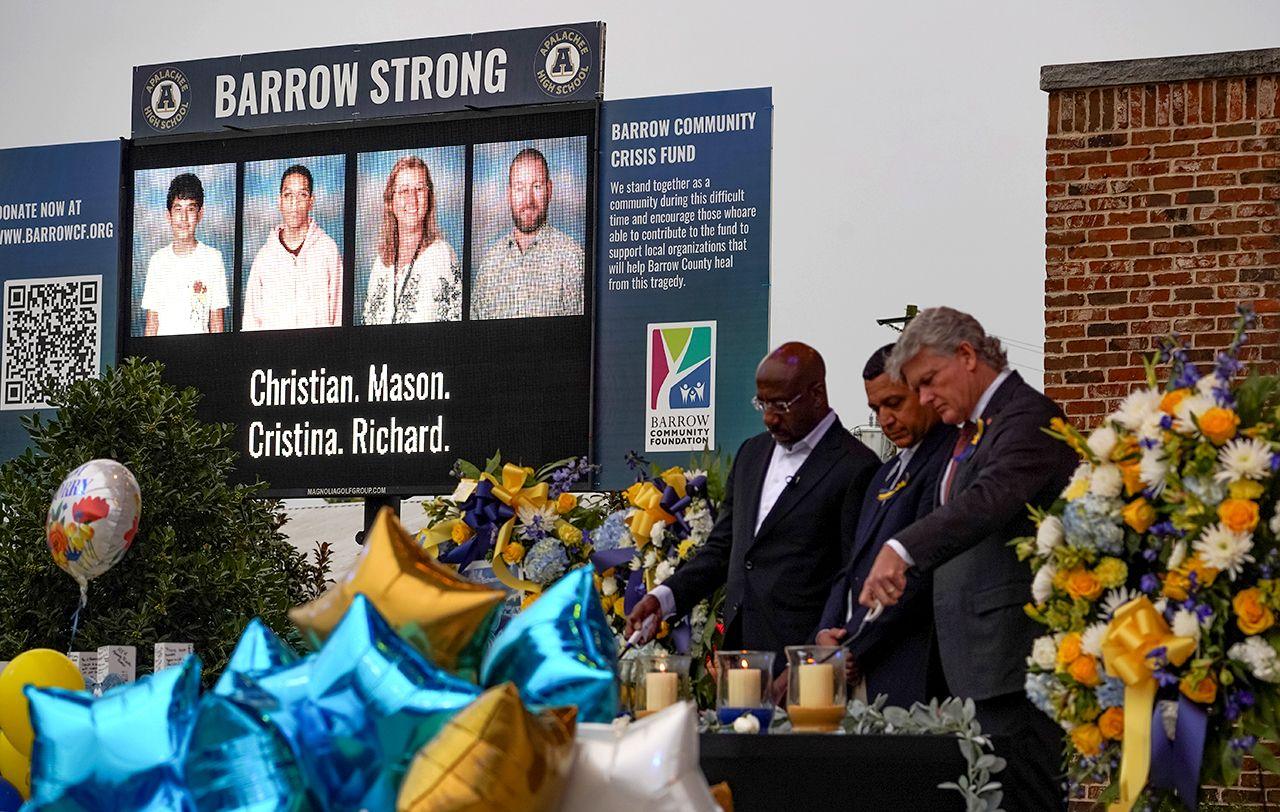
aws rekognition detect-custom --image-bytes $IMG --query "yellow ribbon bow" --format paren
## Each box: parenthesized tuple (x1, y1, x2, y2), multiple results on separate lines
(657, 466, 688, 498)
(1100, 597, 1197, 812)
(480, 463, 549, 594)
(624, 481, 676, 548)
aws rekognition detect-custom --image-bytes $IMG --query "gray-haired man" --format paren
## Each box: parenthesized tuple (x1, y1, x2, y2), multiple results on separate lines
(861, 306, 1077, 812)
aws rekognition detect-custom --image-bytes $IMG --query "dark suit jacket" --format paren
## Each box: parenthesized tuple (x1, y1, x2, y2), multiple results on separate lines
(895, 372, 1077, 701)
(817, 422, 955, 706)
(663, 416, 880, 666)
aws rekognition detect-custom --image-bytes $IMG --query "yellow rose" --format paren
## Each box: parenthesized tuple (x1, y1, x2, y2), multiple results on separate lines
(1161, 389, 1190, 415)
(1098, 707, 1125, 740)
(677, 539, 697, 560)
(1112, 436, 1140, 463)
(1199, 407, 1240, 445)
(1164, 555, 1219, 601)
(1070, 723, 1104, 757)
(451, 521, 474, 544)
(1057, 633, 1083, 668)
(1094, 558, 1128, 589)
(612, 595, 628, 619)
(556, 522, 583, 545)
(1180, 674, 1217, 705)
(1187, 556, 1219, 589)
(1234, 587, 1276, 635)
(1230, 480, 1266, 500)
(502, 542, 526, 565)
(1162, 570, 1191, 601)
(1120, 461, 1144, 496)
(521, 591, 539, 611)
(555, 492, 578, 514)
(1218, 499, 1260, 533)
(1068, 654, 1103, 687)
(1122, 498, 1156, 534)
(1064, 476, 1090, 502)
(1064, 569, 1104, 601)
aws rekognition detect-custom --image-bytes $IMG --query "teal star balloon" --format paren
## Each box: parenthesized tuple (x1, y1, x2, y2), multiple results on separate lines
(225, 595, 481, 810)
(481, 566, 620, 722)
(25, 656, 200, 811)
(213, 618, 298, 697)
(184, 694, 318, 812)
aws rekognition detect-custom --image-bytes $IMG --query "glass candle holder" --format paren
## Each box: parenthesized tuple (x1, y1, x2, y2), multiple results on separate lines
(634, 654, 692, 717)
(617, 657, 638, 717)
(785, 645, 847, 732)
(714, 650, 775, 733)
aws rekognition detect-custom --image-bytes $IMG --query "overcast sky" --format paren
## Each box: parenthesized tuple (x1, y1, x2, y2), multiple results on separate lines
(2, 0, 1277, 426)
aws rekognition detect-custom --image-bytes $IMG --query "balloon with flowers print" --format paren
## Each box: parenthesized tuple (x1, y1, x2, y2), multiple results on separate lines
(45, 459, 141, 599)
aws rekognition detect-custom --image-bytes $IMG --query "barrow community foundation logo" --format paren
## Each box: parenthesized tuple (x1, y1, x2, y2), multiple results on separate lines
(646, 321, 715, 453)
(536, 28, 591, 97)
(142, 67, 190, 132)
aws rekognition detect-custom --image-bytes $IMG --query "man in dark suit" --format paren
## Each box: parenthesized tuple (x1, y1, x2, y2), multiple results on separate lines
(861, 307, 1077, 812)
(626, 342, 880, 670)
(811, 343, 954, 707)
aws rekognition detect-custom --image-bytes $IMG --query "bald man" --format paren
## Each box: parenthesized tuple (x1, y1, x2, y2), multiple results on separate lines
(626, 342, 880, 670)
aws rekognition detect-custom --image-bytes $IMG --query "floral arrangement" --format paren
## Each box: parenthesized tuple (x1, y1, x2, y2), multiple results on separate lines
(1016, 308, 1280, 808)
(415, 451, 730, 707)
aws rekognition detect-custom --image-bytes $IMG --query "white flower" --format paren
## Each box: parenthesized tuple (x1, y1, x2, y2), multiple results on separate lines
(1032, 563, 1057, 604)
(654, 560, 676, 585)
(1167, 540, 1188, 571)
(690, 603, 709, 627)
(601, 577, 618, 597)
(643, 549, 659, 569)
(1154, 598, 1168, 617)
(1174, 393, 1216, 436)
(1192, 523, 1254, 579)
(1100, 587, 1139, 619)
(1081, 622, 1108, 658)
(1090, 464, 1124, 498)
(1062, 463, 1092, 500)
(516, 503, 559, 535)
(685, 468, 708, 482)
(1087, 426, 1120, 460)
(732, 714, 760, 734)
(1215, 437, 1274, 484)
(1271, 504, 1280, 537)
(649, 519, 668, 544)
(1195, 374, 1220, 399)
(628, 555, 643, 570)
(1228, 637, 1280, 683)
(1113, 388, 1162, 431)
(1171, 609, 1202, 642)
(1035, 515, 1065, 556)
(1029, 636, 1058, 670)
(1139, 449, 1169, 494)
(1137, 410, 1167, 447)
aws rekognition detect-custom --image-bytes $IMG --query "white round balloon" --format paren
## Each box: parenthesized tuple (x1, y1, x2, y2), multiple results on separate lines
(559, 701, 720, 812)
(45, 459, 141, 595)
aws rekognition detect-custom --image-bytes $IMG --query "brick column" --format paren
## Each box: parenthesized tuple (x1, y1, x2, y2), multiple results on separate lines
(1042, 49, 1280, 426)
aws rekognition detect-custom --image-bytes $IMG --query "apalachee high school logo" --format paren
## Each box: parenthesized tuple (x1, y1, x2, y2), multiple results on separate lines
(142, 67, 190, 132)
(536, 28, 591, 97)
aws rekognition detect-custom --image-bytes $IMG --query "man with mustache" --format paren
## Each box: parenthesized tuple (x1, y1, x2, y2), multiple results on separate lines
(471, 147, 584, 320)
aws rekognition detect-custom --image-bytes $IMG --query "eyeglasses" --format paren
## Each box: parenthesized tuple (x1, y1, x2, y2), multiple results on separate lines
(751, 391, 807, 414)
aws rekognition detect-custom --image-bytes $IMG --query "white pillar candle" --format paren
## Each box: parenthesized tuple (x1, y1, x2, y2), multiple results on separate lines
(727, 667, 761, 707)
(797, 663, 835, 707)
(645, 671, 679, 711)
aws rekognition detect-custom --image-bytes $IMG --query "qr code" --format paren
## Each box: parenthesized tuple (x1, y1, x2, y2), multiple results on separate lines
(2, 275, 101, 410)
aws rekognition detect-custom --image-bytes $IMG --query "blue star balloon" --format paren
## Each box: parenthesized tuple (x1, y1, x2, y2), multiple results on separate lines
(212, 618, 298, 697)
(24, 656, 200, 811)
(184, 694, 318, 812)
(481, 566, 620, 722)
(0, 778, 20, 812)
(226, 595, 481, 810)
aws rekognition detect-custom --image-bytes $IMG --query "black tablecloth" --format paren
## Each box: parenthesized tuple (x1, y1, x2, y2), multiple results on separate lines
(699, 732, 971, 811)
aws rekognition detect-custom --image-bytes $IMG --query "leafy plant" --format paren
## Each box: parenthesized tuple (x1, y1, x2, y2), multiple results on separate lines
(0, 358, 325, 683)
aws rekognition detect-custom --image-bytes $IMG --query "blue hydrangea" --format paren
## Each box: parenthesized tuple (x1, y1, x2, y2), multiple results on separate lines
(592, 510, 631, 552)
(523, 539, 569, 586)
(1062, 494, 1124, 554)
(1025, 672, 1059, 717)
(1183, 476, 1226, 507)
(1095, 677, 1125, 709)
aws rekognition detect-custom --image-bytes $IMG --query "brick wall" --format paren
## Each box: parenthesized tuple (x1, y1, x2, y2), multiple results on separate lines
(1042, 51, 1280, 427)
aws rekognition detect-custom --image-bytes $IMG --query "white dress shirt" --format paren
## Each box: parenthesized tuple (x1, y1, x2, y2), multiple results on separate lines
(651, 409, 839, 619)
(886, 369, 1012, 568)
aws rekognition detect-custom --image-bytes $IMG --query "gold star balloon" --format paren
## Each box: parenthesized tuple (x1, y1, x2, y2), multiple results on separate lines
(396, 683, 577, 812)
(289, 508, 504, 679)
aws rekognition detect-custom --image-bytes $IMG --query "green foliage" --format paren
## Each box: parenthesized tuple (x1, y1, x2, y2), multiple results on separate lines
(0, 358, 325, 682)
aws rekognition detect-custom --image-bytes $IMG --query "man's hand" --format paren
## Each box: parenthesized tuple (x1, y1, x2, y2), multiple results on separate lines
(860, 545, 909, 608)
(625, 594, 662, 643)
(771, 668, 789, 707)
(815, 627, 860, 684)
